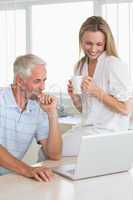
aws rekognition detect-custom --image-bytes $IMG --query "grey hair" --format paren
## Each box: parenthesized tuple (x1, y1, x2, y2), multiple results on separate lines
(13, 54, 46, 81)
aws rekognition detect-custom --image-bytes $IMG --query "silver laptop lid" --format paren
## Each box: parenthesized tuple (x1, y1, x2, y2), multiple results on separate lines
(74, 131, 133, 179)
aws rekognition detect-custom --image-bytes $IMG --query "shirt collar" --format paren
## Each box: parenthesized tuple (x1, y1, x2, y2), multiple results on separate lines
(82, 51, 107, 76)
(3, 85, 17, 108)
(4, 85, 36, 113)
(97, 51, 107, 62)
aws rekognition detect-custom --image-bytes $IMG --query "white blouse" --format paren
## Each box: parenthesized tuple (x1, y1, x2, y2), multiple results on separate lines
(75, 51, 133, 132)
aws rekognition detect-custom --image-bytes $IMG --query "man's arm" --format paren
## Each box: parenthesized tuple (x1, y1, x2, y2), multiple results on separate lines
(38, 94, 62, 160)
(40, 111, 62, 160)
(0, 145, 53, 181)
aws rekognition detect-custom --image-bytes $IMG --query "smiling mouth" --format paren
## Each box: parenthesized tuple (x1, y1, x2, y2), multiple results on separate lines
(89, 53, 97, 56)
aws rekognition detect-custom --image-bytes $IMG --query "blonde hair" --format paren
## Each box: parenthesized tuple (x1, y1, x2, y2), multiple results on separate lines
(75, 16, 118, 74)
(13, 54, 46, 81)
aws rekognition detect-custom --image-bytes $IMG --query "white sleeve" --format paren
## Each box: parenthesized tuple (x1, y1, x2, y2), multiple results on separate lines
(108, 58, 133, 101)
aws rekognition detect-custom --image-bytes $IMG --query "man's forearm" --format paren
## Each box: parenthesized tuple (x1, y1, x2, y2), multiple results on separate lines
(0, 145, 55, 181)
(46, 111, 62, 160)
(0, 145, 30, 176)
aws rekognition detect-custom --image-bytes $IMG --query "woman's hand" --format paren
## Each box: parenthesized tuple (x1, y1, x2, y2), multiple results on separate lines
(67, 80, 82, 112)
(67, 80, 75, 97)
(81, 76, 100, 97)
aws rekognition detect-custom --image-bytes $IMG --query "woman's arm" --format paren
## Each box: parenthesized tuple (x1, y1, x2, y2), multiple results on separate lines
(94, 87, 131, 115)
(82, 76, 131, 115)
(71, 95, 82, 112)
(67, 80, 82, 112)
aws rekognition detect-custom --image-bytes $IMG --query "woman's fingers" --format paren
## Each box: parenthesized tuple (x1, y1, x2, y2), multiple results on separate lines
(68, 80, 72, 84)
(87, 76, 93, 81)
(81, 80, 91, 89)
(67, 80, 74, 96)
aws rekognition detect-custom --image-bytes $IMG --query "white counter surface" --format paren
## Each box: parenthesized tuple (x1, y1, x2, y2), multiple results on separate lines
(59, 116, 81, 125)
(1, 157, 133, 200)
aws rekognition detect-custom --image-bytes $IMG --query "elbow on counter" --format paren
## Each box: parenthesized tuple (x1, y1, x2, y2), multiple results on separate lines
(48, 153, 62, 161)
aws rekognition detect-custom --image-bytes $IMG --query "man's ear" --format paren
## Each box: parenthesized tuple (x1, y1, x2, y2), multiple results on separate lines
(15, 74, 26, 90)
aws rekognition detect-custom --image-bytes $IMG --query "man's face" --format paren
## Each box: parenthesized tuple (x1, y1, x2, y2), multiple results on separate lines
(22, 64, 47, 100)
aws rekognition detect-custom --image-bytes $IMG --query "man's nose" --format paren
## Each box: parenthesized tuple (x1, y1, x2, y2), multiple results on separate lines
(40, 82, 45, 91)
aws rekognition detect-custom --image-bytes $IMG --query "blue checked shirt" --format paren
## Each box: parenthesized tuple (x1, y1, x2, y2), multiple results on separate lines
(0, 86, 49, 175)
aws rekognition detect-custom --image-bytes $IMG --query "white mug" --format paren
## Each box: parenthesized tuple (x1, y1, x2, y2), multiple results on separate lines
(71, 75, 83, 94)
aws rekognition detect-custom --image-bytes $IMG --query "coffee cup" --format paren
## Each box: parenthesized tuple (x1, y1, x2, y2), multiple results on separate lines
(71, 75, 83, 94)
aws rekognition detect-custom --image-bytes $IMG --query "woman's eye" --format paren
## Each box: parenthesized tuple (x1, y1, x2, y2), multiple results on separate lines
(97, 43, 103, 46)
(85, 43, 92, 46)
(85, 42, 92, 46)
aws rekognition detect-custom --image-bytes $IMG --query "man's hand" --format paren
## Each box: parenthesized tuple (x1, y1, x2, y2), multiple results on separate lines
(25, 165, 54, 182)
(0, 145, 54, 182)
(37, 93, 62, 161)
(38, 93, 57, 113)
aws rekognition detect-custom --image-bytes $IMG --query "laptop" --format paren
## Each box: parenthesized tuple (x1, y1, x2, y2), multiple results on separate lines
(54, 131, 133, 180)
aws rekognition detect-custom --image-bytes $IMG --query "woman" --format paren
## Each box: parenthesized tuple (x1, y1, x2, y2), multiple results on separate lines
(62, 16, 132, 156)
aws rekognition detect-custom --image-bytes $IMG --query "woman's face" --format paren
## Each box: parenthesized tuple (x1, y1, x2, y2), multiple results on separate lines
(81, 31, 106, 61)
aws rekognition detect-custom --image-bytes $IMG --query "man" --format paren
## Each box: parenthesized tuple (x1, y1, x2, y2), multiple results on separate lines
(0, 54, 62, 181)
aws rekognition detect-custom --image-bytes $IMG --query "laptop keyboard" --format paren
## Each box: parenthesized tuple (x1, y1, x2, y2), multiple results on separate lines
(55, 164, 76, 175)
(62, 164, 76, 175)
(66, 169, 75, 175)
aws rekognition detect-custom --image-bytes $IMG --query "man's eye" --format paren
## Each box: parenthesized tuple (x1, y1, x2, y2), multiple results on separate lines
(33, 80, 40, 83)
